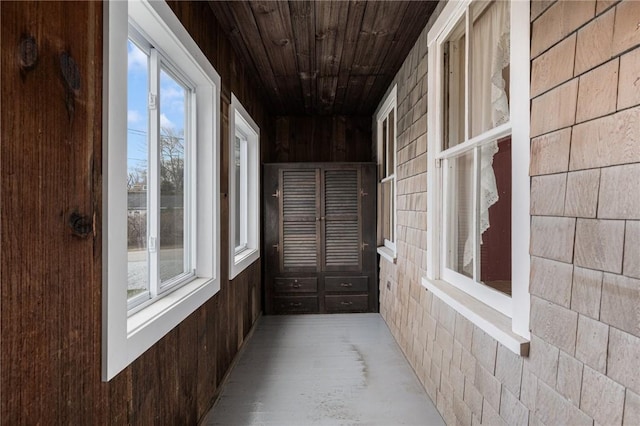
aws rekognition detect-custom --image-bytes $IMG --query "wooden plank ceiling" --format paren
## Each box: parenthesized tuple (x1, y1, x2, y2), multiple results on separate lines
(208, 1, 438, 116)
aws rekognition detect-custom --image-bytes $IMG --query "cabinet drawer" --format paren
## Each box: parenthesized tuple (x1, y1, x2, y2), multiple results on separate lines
(274, 296, 318, 314)
(325, 295, 369, 313)
(274, 277, 317, 293)
(325, 276, 368, 293)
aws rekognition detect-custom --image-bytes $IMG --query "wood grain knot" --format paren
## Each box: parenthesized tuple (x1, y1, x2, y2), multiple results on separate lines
(316, 31, 332, 41)
(68, 212, 92, 238)
(298, 71, 317, 80)
(59, 51, 81, 95)
(256, 4, 275, 14)
(19, 35, 38, 70)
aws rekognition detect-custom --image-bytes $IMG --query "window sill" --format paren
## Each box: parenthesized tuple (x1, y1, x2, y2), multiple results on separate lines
(234, 247, 256, 262)
(421, 277, 529, 356)
(229, 247, 259, 280)
(128, 276, 213, 335)
(103, 274, 217, 381)
(377, 246, 397, 264)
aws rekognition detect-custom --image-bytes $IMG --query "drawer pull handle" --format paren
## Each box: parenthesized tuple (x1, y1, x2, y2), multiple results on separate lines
(340, 301, 354, 306)
(292, 283, 301, 289)
(340, 282, 353, 287)
(289, 302, 303, 307)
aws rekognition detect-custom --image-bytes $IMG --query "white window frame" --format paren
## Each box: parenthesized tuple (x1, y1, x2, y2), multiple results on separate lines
(125, 30, 197, 312)
(423, 0, 530, 354)
(229, 94, 260, 279)
(103, 0, 221, 381)
(376, 85, 398, 263)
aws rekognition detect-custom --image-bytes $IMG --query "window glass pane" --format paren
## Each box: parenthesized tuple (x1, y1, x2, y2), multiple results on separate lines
(234, 135, 242, 249)
(387, 109, 395, 176)
(381, 118, 388, 178)
(479, 136, 512, 295)
(127, 40, 150, 300)
(159, 68, 188, 283)
(390, 180, 394, 242)
(470, 0, 510, 138)
(382, 179, 394, 243)
(444, 20, 466, 149)
(445, 150, 474, 279)
(240, 139, 248, 247)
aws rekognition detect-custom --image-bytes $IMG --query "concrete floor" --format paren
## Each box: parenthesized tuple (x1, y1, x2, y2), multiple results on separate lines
(205, 313, 444, 426)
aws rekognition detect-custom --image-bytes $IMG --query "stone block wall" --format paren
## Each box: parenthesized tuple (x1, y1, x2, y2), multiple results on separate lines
(376, 1, 640, 424)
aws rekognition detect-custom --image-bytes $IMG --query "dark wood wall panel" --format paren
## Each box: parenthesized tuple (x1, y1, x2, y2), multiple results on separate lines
(1, 1, 269, 423)
(1, 1, 106, 421)
(271, 116, 372, 163)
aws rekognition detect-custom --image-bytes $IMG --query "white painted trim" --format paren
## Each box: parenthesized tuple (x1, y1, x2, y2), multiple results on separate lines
(103, 0, 129, 383)
(426, 42, 440, 282)
(436, 122, 512, 160)
(148, 47, 161, 300)
(380, 174, 395, 184)
(103, 0, 221, 381)
(422, 278, 529, 355)
(375, 84, 398, 123)
(510, 0, 531, 338)
(383, 239, 396, 253)
(425, 0, 531, 340)
(440, 268, 512, 317)
(377, 246, 397, 264)
(229, 94, 260, 280)
(427, 0, 469, 46)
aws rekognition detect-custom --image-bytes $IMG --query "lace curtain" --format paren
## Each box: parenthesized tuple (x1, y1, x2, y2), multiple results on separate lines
(462, 1, 510, 274)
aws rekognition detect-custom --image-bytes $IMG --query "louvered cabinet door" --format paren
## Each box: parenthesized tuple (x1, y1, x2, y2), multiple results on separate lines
(265, 162, 377, 315)
(322, 167, 362, 271)
(280, 168, 320, 272)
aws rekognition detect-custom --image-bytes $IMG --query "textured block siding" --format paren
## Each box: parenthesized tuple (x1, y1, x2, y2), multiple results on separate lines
(376, 1, 640, 425)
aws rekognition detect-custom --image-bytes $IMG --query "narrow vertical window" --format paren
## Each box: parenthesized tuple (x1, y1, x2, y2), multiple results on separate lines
(387, 109, 395, 175)
(126, 32, 196, 310)
(158, 68, 190, 287)
(127, 39, 150, 304)
(229, 94, 260, 279)
(234, 136, 242, 250)
(234, 135, 248, 253)
(376, 86, 397, 261)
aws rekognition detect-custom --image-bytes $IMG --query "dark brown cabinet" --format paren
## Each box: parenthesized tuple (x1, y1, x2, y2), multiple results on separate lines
(264, 163, 378, 314)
